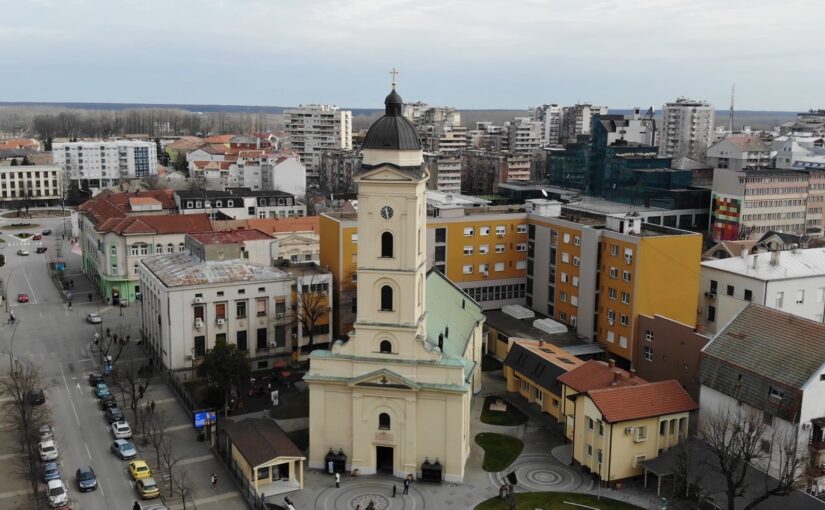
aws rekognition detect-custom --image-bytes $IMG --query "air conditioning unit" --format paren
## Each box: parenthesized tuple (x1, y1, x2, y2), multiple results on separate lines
(705, 292, 716, 299)
(270, 341, 278, 347)
(624, 427, 635, 435)
(193, 297, 204, 304)
(624, 255, 632, 264)
(276, 313, 284, 319)
(185, 354, 193, 360)
(608, 319, 615, 326)
(216, 318, 225, 326)
(482, 271, 489, 277)
(194, 319, 204, 329)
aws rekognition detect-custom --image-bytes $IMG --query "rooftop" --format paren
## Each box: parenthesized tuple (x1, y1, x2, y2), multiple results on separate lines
(176, 188, 293, 199)
(141, 252, 289, 287)
(701, 247, 825, 280)
(588, 380, 697, 423)
(503, 340, 584, 394)
(557, 360, 647, 393)
(221, 418, 304, 467)
(78, 189, 178, 226)
(484, 310, 599, 353)
(187, 229, 272, 245)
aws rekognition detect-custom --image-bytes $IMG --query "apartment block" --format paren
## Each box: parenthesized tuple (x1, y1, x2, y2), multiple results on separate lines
(175, 189, 305, 220)
(659, 98, 714, 162)
(0, 164, 62, 206)
(706, 135, 773, 171)
(225, 151, 306, 196)
(424, 152, 462, 194)
(319, 149, 362, 194)
(560, 104, 608, 144)
(530, 104, 563, 146)
(53, 140, 157, 188)
(462, 150, 530, 195)
(507, 117, 543, 153)
(284, 105, 352, 183)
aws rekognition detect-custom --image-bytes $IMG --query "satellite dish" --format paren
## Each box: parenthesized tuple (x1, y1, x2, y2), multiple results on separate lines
(540, 189, 548, 197)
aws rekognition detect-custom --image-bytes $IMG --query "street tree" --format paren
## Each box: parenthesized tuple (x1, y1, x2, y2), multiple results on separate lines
(0, 362, 52, 510)
(700, 406, 807, 510)
(170, 470, 196, 510)
(112, 361, 150, 431)
(291, 275, 329, 352)
(197, 340, 250, 416)
(144, 407, 171, 467)
(158, 435, 182, 497)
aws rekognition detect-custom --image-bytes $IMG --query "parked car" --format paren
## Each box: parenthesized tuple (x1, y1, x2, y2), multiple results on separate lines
(111, 439, 137, 460)
(94, 383, 110, 399)
(136, 477, 160, 499)
(86, 313, 102, 324)
(98, 395, 118, 410)
(17, 293, 29, 303)
(38, 424, 55, 442)
(33, 234, 42, 240)
(47, 479, 68, 507)
(104, 406, 124, 423)
(36, 247, 48, 254)
(27, 389, 46, 405)
(88, 372, 104, 386)
(17, 249, 29, 256)
(111, 421, 132, 439)
(41, 462, 61, 483)
(39, 440, 59, 461)
(42, 229, 52, 235)
(128, 460, 151, 480)
(75, 465, 97, 492)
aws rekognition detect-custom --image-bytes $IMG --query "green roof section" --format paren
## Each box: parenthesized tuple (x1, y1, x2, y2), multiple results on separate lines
(425, 269, 485, 381)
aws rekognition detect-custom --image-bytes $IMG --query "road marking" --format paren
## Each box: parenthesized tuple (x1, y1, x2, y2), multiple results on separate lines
(85, 443, 92, 460)
(168, 492, 241, 510)
(58, 362, 81, 427)
(22, 270, 37, 304)
(0, 453, 17, 460)
(177, 454, 213, 466)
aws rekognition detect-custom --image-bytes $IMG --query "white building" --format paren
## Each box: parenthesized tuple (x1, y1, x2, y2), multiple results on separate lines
(53, 141, 157, 188)
(175, 189, 305, 220)
(227, 151, 306, 197)
(706, 135, 773, 171)
(697, 304, 825, 493)
(507, 117, 543, 153)
(658, 98, 714, 162)
(699, 247, 825, 334)
(0, 164, 62, 206)
(284, 105, 352, 185)
(772, 134, 825, 170)
(560, 104, 608, 143)
(424, 153, 462, 194)
(530, 104, 563, 146)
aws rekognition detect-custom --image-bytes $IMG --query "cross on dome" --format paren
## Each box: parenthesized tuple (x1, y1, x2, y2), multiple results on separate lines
(390, 67, 398, 90)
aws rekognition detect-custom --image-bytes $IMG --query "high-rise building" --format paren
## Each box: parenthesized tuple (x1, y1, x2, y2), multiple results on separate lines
(53, 140, 157, 189)
(530, 104, 563, 146)
(560, 104, 608, 144)
(424, 153, 462, 194)
(0, 165, 62, 207)
(507, 117, 543, 154)
(659, 98, 714, 162)
(284, 105, 352, 185)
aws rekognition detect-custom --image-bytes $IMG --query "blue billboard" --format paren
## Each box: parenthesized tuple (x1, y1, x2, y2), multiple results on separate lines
(193, 410, 217, 429)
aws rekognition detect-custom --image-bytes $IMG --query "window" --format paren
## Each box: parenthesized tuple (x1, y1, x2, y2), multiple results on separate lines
(133, 262, 139, 275)
(516, 243, 527, 252)
(708, 305, 716, 322)
(516, 260, 527, 270)
(560, 272, 568, 283)
(608, 287, 617, 299)
(620, 336, 628, 348)
(561, 252, 570, 263)
(573, 235, 581, 246)
(563, 233, 571, 244)
(744, 289, 753, 301)
(256, 328, 267, 349)
(378, 412, 391, 430)
(516, 224, 528, 234)
(609, 244, 618, 256)
(586, 417, 594, 430)
(710, 280, 718, 294)
(636, 426, 648, 441)
(726, 285, 734, 296)
(236, 331, 248, 351)
(796, 290, 805, 304)
(622, 270, 631, 282)
(139, 244, 148, 256)
(494, 262, 505, 272)
(560, 291, 567, 302)
(479, 263, 489, 274)
(167, 243, 174, 253)
(606, 331, 615, 343)
(155, 244, 162, 254)
(597, 449, 603, 464)
(817, 287, 825, 303)
(607, 309, 616, 322)
(178, 242, 185, 252)
(380, 340, 392, 353)
(480, 226, 490, 236)
(130, 244, 139, 256)
(435, 228, 446, 243)
(381, 232, 393, 258)
(463, 227, 474, 237)
(380, 286, 393, 311)
(495, 225, 506, 236)
(586, 445, 593, 457)
(463, 265, 473, 274)
(645, 330, 654, 342)
(620, 314, 628, 326)
(215, 303, 226, 320)
(775, 291, 784, 307)
(609, 267, 618, 278)
(572, 276, 579, 287)
(194, 336, 206, 357)
(571, 295, 578, 307)
(479, 244, 489, 254)
(256, 298, 267, 316)
(351, 233, 358, 243)
(236, 301, 247, 318)
(573, 256, 580, 267)
(768, 387, 784, 400)
(110, 245, 117, 256)
(463, 246, 474, 256)
(644, 346, 653, 361)
(495, 244, 505, 253)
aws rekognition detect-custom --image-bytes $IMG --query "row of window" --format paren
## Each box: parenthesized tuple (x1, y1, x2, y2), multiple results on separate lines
(462, 260, 527, 274)
(462, 224, 528, 237)
(194, 298, 287, 321)
(184, 197, 293, 209)
(606, 288, 631, 304)
(463, 243, 527, 255)
(463, 283, 527, 303)
(129, 243, 185, 256)
(193, 327, 286, 356)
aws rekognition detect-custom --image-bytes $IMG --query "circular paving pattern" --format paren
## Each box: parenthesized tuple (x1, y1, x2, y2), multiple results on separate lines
(487, 453, 592, 493)
(311, 477, 427, 509)
(351, 494, 390, 509)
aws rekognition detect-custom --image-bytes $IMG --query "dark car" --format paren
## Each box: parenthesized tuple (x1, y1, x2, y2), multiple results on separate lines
(27, 389, 46, 405)
(99, 395, 118, 410)
(36, 247, 47, 254)
(104, 406, 124, 423)
(75, 465, 97, 492)
(41, 462, 60, 482)
(88, 373, 104, 386)
(42, 229, 52, 235)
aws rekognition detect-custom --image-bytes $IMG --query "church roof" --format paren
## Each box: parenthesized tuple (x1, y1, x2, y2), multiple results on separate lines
(362, 88, 421, 152)
(425, 269, 485, 382)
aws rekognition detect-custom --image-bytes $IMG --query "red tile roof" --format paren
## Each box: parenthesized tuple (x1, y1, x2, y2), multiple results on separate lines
(204, 135, 234, 145)
(188, 229, 272, 245)
(246, 217, 320, 235)
(557, 360, 646, 393)
(78, 190, 177, 226)
(108, 214, 212, 235)
(587, 380, 698, 423)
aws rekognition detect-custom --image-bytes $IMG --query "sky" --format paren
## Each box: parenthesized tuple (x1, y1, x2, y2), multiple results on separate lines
(1, 0, 822, 111)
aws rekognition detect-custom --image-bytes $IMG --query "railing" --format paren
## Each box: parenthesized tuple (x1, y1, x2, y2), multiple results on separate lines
(216, 442, 268, 510)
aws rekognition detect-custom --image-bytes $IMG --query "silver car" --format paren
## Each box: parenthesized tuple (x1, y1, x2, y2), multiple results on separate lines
(86, 313, 102, 324)
(111, 420, 132, 439)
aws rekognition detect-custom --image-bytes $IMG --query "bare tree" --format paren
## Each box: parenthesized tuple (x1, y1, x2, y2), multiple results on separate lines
(0, 362, 52, 510)
(144, 407, 171, 467)
(97, 324, 131, 367)
(170, 470, 197, 510)
(700, 406, 807, 510)
(290, 275, 329, 351)
(158, 435, 182, 497)
(112, 362, 150, 432)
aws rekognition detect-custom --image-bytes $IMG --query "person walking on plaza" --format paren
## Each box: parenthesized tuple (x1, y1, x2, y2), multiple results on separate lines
(335, 471, 340, 488)
(403, 476, 411, 494)
(133, 501, 141, 510)
(211, 473, 217, 489)
(392, 484, 397, 497)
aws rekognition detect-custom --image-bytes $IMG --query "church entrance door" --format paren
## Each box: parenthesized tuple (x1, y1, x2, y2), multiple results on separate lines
(376, 446, 394, 474)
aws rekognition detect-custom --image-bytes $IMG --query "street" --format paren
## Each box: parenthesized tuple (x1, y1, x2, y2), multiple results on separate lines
(0, 212, 243, 510)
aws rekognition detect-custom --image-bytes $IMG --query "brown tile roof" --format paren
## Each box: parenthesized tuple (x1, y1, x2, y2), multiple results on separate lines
(129, 197, 162, 206)
(245, 217, 320, 235)
(110, 214, 212, 235)
(587, 380, 697, 423)
(188, 229, 271, 244)
(166, 136, 204, 151)
(220, 418, 304, 467)
(204, 134, 234, 145)
(78, 189, 177, 226)
(557, 360, 646, 393)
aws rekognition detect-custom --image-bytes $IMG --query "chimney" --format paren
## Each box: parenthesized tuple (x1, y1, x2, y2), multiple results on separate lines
(613, 370, 622, 384)
(608, 359, 616, 369)
(752, 253, 759, 269)
(770, 249, 780, 266)
(740, 248, 748, 260)
(629, 368, 636, 379)
(538, 340, 544, 348)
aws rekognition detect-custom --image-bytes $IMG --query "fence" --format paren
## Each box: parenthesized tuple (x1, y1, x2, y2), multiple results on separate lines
(166, 370, 197, 413)
(216, 441, 270, 510)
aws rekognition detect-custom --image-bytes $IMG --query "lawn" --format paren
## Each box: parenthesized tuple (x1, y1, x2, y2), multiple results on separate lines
(481, 396, 528, 426)
(15, 233, 32, 239)
(5, 223, 39, 230)
(475, 492, 644, 510)
(475, 432, 523, 472)
(482, 355, 503, 372)
(270, 389, 309, 419)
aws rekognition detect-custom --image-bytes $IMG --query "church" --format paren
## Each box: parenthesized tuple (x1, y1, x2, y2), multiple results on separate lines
(305, 84, 485, 483)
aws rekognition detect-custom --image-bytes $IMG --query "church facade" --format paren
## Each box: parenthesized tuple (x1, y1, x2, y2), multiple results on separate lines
(305, 87, 484, 482)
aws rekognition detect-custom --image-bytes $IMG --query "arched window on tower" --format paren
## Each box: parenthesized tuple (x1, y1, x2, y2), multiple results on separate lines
(380, 285, 393, 311)
(381, 232, 393, 258)
(378, 412, 391, 430)
(380, 340, 392, 353)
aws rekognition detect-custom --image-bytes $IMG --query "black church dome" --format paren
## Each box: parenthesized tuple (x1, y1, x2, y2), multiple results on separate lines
(362, 89, 422, 151)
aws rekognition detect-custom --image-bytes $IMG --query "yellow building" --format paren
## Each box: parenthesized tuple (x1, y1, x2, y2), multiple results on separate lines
(502, 339, 584, 421)
(306, 87, 485, 482)
(558, 361, 696, 483)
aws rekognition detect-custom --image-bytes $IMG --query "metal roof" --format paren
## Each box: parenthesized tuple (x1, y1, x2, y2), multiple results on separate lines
(362, 89, 422, 151)
(141, 252, 290, 287)
(701, 247, 825, 280)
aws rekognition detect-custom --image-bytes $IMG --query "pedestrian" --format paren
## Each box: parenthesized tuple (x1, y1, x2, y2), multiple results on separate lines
(355, 505, 361, 510)
(335, 471, 340, 488)
(211, 473, 217, 489)
(150, 400, 156, 412)
(68, 301, 72, 309)
(403, 476, 410, 495)
(126, 335, 131, 344)
(133, 501, 141, 510)
(88, 293, 92, 302)
(392, 484, 397, 497)
(70, 279, 74, 289)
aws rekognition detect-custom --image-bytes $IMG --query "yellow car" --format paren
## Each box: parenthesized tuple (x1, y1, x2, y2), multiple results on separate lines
(128, 460, 152, 480)
(136, 477, 160, 499)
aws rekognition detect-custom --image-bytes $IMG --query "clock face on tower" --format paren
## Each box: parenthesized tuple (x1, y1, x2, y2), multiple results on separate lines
(380, 206, 394, 219)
